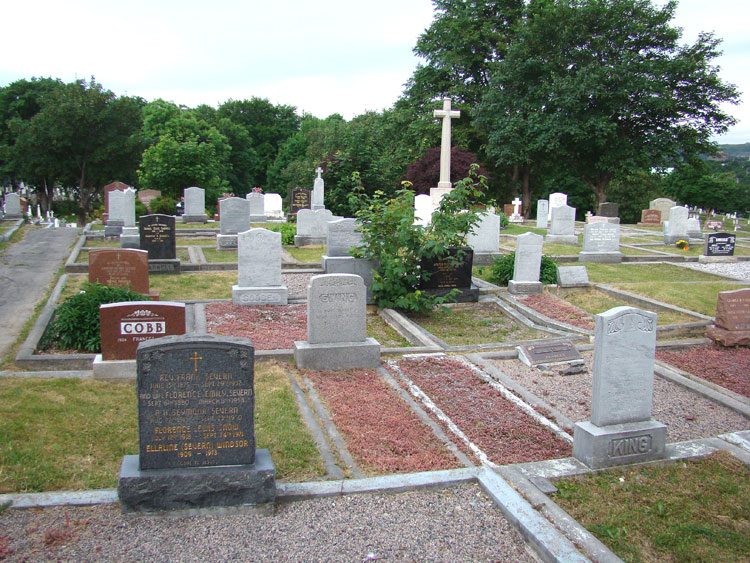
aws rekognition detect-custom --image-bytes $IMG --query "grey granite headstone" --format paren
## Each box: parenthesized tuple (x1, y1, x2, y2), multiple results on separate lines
(218, 197, 250, 249)
(509, 232, 543, 295)
(122, 188, 137, 228)
(312, 168, 325, 210)
(183, 187, 207, 223)
(294, 208, 336, 246)
(548, 192, 567, 221)
(3, 193, 22, 219)
(293, 274, 380, 370)
(246, 192, 266, 222)
(573, 306, 666, 469)
(579, 222, 623, 263)
(233, 228, 288, 305)
(467, 212, 500, 254)
(323, 257, 377, 305)
(686, 217, 702, 240)
(105, 190, 125, 236)
(326, 218, 363, 257)
(546, 204, 577, 245)
(597, 202, 619, 218)
(118, 334, 275, 512)
(649, 198, 676, 224)
(536, 199, 549, 229)
(664, 206, 689, 244)
(557, 265, 589, 287)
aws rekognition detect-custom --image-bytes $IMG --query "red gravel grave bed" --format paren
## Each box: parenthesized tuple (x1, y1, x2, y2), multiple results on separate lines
(389, 355, 572, 464)
(304, 368, 462, 474)
(205, 302, 306, 350)
(518, 294, 595, 331)
(656, 344, 750, 398)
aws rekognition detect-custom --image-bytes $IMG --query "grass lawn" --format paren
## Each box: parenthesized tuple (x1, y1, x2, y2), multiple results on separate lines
(562, 289, 697, 325)
(612, 281, 749, 317)
(501, 224, 547, 236)
(174, 221, 218, 229)
(543, 243, 582, 255)
(176, 236, 216, 246)
(553, 451, 750, 563)
(84, 239, 120, 248)
(286, 245, 324, 263)
(584, 262, 727, 284)
(0, 363, 324, 492)
(202, 247, 237, 263)
(0, 225, 31, 253)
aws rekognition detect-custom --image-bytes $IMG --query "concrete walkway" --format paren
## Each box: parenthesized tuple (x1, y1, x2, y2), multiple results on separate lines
(0, 225, 80, 359)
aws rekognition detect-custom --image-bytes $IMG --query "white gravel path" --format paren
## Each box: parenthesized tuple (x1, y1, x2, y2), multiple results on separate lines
(680, 261, 750, 281)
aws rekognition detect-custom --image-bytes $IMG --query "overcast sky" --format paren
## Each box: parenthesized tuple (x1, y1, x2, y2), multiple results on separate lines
(2, 0, 748, 143)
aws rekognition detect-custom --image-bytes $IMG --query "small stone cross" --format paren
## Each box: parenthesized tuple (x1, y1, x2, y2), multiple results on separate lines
(315, 167, 323, 180)
(512, 197, 522, 216)
(433, 97, 460, 189)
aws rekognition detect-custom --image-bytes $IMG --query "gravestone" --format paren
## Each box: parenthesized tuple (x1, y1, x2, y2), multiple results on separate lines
(324, 257, 377, 305)
(509, 197, 523, 223)
(118, 334, 275, 512)
(182, 187, 207, 223)
(557, 265, 589, 288)
(706, 288, 750, 346)
(548, 192, 567, 221)
(579, 222, 623, 263)
(99, 301, 185, 360)
(140, 214, 179, 274)
(638, 209, 661, 226)
(586, 215, 609, 225)
(686, 217, 703, 240)
(649, 198, 676, 224)
(312, 167, 325, 210)
(89, 248, 151, 295)
(3, 193, 22, 219)
(218, 197, 250, 250)
(264, 193, 284, 219)
(704, 219, 723, 230)
(102, 181, 130, 223)
(536, 199, 549, 229)
(703, 232, 736, 258)
(663, 206, 689, 245)
(137, 189, 161, 212)
(120, 188, 140, 249)
(233, 228, 288, 306)
(289, 188, 311, 215)
(517, 341, 583, 370)
(419, 248, 479, 302)
(546, 204, 578, 245)
(325, 218, 363, 258)
(597, 202, 619, 218)
(414, 194, 432, 226)
(573, 306, 666, 469)
(293, 274, 380, 370)
(105, 190, 125, 237)
(467, 212, 500, 254)
(509, 232, 543, 295)
(246, 192, 266, 223)
(503, 204, 514, 218)
(294, 208, 336, 246)
(322, 219, 373, 303)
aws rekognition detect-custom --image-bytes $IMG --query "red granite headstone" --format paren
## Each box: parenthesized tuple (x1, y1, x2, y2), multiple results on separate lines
(706, 288, 750, 346)
(89, 249, 150, 294)
(639, 209, 661, 225)
(100, 301, 186, 360)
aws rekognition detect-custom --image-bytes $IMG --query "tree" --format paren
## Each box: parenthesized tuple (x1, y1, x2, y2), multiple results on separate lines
(9, 79, 144, 224)
(479, 0, 739, 207)
(402, 146, 490, 196)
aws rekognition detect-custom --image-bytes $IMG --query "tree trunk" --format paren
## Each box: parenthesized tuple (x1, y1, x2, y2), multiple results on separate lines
(521, 163, 531, 219)
(586, 173, 612, 210)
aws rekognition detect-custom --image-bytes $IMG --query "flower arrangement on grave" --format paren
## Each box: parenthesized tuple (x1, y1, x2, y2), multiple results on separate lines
(675, 239, 689, 250)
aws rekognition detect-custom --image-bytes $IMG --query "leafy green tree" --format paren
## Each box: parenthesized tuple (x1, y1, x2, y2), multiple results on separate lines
(663, 159, 742, 213)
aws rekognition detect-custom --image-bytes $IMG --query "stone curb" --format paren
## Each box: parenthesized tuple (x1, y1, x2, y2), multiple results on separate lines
(0, 218, 24, 242)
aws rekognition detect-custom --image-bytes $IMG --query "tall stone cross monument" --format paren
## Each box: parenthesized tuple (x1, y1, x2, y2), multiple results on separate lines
(312, 166, 325, 211)
(431, 97, 460, 211)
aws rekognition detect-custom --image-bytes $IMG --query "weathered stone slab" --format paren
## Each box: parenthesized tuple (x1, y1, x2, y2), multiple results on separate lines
(3, 193, 22, 219)
(246, 192, 266, 222)
(556, 265, 589, 288)
(100, 301, 185, 360)
(579, 222, 623, 263)
(326, 218, 363, 257)
(233, 228, 287, 306)
(183, 187, 207, 223)
(517, 341, 582, 367)
(714, 288, 750, 331)
(295, 209, 335, 245)
(546, 204, 577, 245)
(649, 198, 676, 223)
(509, 232, 543, 295)
(597, 202, 619, 218)
(638, 209, 661, 225)
(536, 199, 549, 229)
(467, 212, 500, 254)
(220, 197, 250, 235)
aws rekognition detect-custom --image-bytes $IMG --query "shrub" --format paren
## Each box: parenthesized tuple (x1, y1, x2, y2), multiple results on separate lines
(147, 196, 176, 215)
(498, 212, 509, 228)
(134, 199, 148, 219)
(264, 222, 296, 245)
(488, 253, 558, 286)
(39, 283, 149, 352)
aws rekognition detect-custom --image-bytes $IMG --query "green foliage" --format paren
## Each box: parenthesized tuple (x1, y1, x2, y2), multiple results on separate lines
(134, 198, 148, 219)
(488, 252, 557, 287)
(40, 283, 149, 352)
(263, 222, 296, 245)
(147, 196, 176, 215)
(498, 212, 509, 228)
(351, 166, 484, 313)
(607, 170, 663, 224)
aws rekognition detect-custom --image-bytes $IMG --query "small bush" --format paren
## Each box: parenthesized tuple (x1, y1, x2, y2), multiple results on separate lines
(147, 196, 176, 216)
(134, 199, 148, 219)
(498, 212, 509, 228)
(264, 222, 296, 245)
(489, 253, 558, 286)
(40, 283, 149, 352)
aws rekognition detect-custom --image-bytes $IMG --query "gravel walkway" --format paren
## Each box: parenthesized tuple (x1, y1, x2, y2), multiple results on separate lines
(680, 261, 750, 281)
(281, 272, 315, 297)
(490, 353, 750, 442)
(0, 484, 537, 562)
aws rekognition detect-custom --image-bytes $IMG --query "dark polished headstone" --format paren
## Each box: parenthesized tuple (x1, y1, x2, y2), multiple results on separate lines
(140, 214, 176, 260)
(289, 188, 311, 215)
(704, 232, 736, 257)
(419, 248, 478, 303)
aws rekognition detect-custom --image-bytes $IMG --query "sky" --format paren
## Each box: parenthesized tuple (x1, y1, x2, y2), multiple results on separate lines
(2, 0, 749, 144)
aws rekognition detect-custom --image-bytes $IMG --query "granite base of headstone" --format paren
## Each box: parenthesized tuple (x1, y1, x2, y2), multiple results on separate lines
(117, 334, 275, 513)
(148, 259, 181, 274)
(556, 265, 589, 288)
(705, 288, 750, 347)
(293, 274, 380, 370)
(105, 220, 124, 238)
(573, 307, 666, 469)
(419, 248, 479, 303)
(120, 227, 140, 249)
(216, 234, 238, 250)
(182, 213, 208, 223)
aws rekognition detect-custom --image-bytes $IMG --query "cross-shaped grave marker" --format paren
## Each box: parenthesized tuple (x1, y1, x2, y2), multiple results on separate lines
(433, 97, 460, 189)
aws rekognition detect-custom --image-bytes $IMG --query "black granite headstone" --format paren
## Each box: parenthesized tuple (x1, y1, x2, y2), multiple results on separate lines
(597, 202, 619, 218)
(419, 247, 478, 302)
(705, 233, 736, 257)
(289, 188, 311, 215)
(139, 214, 176, 260)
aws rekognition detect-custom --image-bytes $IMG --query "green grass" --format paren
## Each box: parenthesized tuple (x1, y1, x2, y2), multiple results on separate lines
(553, 451, 750, 563)
(84, 239, 121, 248)
(584, 263, 727, 284)
(500, 224, 547, 235)
(176, 236, 216, 246)
(562, 289, 697, 325)
(286, 245, 324, 263)
(202, 247, 237, 263)
(612, 281, 749, 317)
(543, 243, 582, 255)
(175, 221, 218, 229)
(150, 272, 235, 300)
(366, 314, 410, 347)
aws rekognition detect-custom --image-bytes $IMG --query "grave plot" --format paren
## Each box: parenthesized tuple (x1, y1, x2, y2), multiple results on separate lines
(386, 355, 572, 465)
(488, 352, 750, 442)
(656, 344, 750, 398)
(301, 367, 463, 474)
(517, 294, 595, 331)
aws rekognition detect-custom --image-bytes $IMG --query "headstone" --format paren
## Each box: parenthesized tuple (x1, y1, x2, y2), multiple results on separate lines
(433, 97, 460, 190)
(508, 197, 523, 223)
(467, 212, 500, 254)
(517, 341, 583, 368)
(503, 204, 515, 218)
(89, 248, 150, 295)
(414, 194, 432, 226)
(704, 219, 723, 230)
(548, 192, 568, 221)
(419, 248, 479, 302)
(105, 190, 125, 236)
(686, 217, 703, 240)
(182, 187, 207, 223)
(649, 198, 676, 224)
(263, 193, 284, 219)
(557, 265, 589, 288)
(293, 274, 380, 370)
(579, 222, 623, 263)
(102, 181, 130, 222)
(509, 232, 543, 295)
(536, 199, 549, 229)
(294, 208, 336, 246)
(289, 188, 311, 215)
(324, 257, 377, 305)
(119, 188, 139, 248)
(140, 214, 179, 274)
(706, 288, 750, 346)
(218, 197, 250, 250)
(325, 218, 363, 257)
(546, 204, 578, 245)
(573, 306, 666, 469)
(233, 228, 288, 306)
(312, 167, 325, 210)
(703, 232, 736, 258)
(638, 209, 661, 226)
(137, 189, 161, 211)
(246, 192, 266, 222)
(597, 202, 619, 218)
(663, 206, 689, 244)
(99, 301, 186, 360)
(3, 193, 22, 219)
(118, 334, 275, 512)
